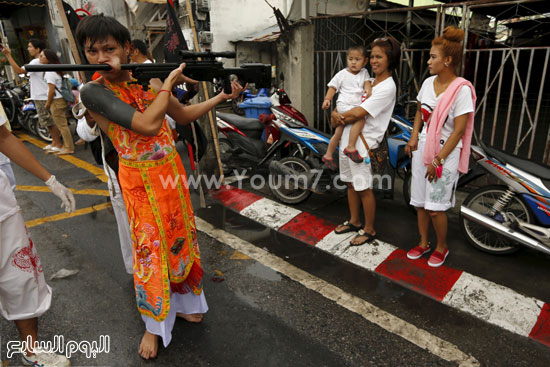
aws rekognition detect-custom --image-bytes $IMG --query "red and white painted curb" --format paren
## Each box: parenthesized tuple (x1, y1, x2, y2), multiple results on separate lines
(209, 185, 550, 347)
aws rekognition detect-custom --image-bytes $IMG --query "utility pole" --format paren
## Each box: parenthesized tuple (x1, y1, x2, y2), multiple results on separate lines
(184, 0, 225, 182)
(53, 0, 87, 81)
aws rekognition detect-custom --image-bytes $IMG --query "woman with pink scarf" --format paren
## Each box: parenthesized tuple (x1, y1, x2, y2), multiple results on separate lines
(404, 26, 477, 267)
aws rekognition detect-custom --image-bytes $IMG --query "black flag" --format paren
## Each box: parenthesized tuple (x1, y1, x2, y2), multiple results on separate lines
(164, 0, 188, 62)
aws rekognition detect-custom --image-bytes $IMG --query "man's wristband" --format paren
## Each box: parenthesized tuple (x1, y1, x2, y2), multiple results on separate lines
(159, 89, 172, 95)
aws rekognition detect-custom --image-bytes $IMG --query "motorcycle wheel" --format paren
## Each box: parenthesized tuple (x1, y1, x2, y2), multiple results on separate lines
(231, 95, 245, 116)
(218, 138, 233, 175)
(402, 171, 416, 214)
(460, 185, 531, 254)
(0, 95, 21, 129)
(268, 156, 312, 204)
(34, 120, 53, 142)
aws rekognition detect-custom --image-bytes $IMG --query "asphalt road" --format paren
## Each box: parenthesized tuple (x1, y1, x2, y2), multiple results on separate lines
(1, 134, 549, 366)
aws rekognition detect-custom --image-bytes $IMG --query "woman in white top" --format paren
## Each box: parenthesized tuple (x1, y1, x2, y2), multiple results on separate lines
(40, 50, 75, 155)
(331, 37, 401, 246)
(404, 26, 475, 267)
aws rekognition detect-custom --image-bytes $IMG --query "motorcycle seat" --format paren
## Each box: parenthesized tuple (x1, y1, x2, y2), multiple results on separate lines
(481, 141, 550, 180)
(217, 112, 264, 131)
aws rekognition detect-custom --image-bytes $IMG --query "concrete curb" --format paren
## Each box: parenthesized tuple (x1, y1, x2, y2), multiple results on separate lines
(209, 185, 550, 347)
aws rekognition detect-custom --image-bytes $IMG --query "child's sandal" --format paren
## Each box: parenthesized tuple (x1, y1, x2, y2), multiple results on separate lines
(344, 148, 363, 163)
(322, 156, 338, 171)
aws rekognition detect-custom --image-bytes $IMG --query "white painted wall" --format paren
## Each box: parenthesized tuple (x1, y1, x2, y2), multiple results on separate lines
(209, 0, 290, 65)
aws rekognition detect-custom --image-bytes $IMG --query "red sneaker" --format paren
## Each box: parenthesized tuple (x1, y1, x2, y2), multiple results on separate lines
(427, 249, 449, 267)
(406, 245, 430, 260)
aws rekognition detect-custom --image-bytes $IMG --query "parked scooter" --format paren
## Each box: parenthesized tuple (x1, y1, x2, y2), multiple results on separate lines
(0, 78, 24, 129)
(268, 96, 413, 205)
(459, 142, 550, 256)
(217, 88, 308, 174)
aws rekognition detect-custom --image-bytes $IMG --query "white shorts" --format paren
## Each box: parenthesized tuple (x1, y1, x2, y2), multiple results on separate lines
(0, 211, 52, 321)
(410, 139, 461, 211)
(339, 151, 373, 191)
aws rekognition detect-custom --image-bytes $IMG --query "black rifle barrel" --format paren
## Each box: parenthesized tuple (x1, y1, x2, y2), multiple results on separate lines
(24, 63, 181, 72)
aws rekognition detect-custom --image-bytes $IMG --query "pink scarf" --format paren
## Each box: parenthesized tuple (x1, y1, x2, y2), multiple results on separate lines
(422, 77, 477, 174)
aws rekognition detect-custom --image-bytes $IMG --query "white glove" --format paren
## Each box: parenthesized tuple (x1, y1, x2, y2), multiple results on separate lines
(45, 175, 76, 213)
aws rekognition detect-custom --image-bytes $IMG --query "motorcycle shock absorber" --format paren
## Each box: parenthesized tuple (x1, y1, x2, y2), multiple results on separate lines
(489, 189, 515, 216)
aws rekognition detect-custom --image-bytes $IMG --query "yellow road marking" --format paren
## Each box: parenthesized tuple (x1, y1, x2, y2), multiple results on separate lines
(16, 185, 110, 196)
(17, 133, 108, 183)
(230, 250, 250, 260)
(25, 202, 112, 228)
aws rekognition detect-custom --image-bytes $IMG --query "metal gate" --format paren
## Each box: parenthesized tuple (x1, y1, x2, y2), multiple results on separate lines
(312, 0, 550, 164)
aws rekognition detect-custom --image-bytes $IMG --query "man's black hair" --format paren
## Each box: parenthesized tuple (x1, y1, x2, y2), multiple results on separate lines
(28, 38, 46, 52)
(75, 15, 131, 50)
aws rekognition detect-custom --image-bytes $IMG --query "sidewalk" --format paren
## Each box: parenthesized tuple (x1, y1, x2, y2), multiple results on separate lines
(207, 184, 550, 348)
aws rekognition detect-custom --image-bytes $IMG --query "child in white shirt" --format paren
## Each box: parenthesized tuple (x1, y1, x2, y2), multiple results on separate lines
(322, 45, 372, 169)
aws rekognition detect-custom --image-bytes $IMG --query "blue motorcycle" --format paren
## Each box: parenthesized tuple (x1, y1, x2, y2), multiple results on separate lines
(268, 98, 414, 205)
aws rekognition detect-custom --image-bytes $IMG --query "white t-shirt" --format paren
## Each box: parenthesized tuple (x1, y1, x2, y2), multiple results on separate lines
(417, 76, 474, 148)
(328, 68, 370, 111)
(44, 72, 63, 99)
(0, 113, 19, 221)
(340, 76, 396, 157)
(23, 58, 49, 101)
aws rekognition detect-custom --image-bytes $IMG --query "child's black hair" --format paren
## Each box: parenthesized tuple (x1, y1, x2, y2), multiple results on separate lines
(348, 45, 368, 58)
(75, 14, 131, 50)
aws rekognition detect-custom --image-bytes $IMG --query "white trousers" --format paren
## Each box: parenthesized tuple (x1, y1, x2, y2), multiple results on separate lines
(105, 165, 133, 274)
(0, 211, 52, 320)
(142, 290, 208, 347)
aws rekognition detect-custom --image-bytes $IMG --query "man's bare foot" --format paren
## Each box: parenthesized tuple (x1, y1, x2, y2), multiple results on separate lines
(176, 313, 204, 323)
(139, 330, 158, 360)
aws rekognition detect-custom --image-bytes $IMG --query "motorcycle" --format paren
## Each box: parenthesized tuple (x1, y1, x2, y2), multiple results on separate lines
(268, 96, 414, 205)
(20, 98, 54, 142)
(0, 79, 24, 129)
(217, 88, 308, 174)
(459, 141, 550, 256)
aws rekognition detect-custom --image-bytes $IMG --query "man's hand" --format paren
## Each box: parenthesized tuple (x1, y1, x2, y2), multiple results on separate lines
(45, 175, 76, 212)
(0, 45, 11, 56)
(221, 80, 247, 100)
(164, 63, 186, 89)
(322, 99, 331, 110)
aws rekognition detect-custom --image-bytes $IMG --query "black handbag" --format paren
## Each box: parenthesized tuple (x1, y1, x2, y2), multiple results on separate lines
(359, 133, 388, 174)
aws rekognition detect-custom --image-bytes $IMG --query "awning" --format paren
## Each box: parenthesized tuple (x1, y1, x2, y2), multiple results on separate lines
(0, 0, 46, 19)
